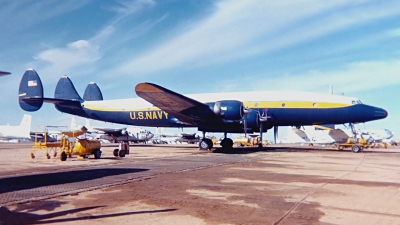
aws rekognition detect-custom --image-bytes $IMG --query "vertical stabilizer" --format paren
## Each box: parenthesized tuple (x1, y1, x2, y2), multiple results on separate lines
(85, 119, 91, 129)
(54, 75, 83, 101)
(19, 69, 44, 112)
(19, 114, 32, 138)
(83, 82, 103, 101)
(70, 117, 77, 129)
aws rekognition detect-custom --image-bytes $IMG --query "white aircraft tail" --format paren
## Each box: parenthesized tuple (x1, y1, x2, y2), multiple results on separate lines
(70, 116, 77, 129)
(85, 119, 91, 129)
(0, 114, 32, 140)
(19, 114, 32, 138)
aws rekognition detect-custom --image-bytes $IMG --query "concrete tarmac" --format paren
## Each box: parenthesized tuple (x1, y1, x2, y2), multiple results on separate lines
(0, 142, 399, 224)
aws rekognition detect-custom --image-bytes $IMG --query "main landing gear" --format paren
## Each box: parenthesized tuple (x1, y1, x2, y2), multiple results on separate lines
(198, 132, 234, 150)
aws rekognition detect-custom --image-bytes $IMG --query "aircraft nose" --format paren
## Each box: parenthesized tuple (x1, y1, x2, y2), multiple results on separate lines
(374, 107, 388, 119)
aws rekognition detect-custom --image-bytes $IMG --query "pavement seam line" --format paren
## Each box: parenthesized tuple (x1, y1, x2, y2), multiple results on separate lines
(273, 153, 366, 225)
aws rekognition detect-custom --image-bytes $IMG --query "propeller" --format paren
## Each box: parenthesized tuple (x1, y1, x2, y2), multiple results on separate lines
(243, 107, 252, 137)
(258, 109, 269, 147)
(273, 126, 278, 144)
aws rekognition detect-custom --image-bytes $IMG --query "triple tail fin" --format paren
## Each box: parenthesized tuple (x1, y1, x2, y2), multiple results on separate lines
(19, 69, 44, 112)
(19, 69, 83, 112)
(83, 82, 103, 101)
(55, 75, 83, 101)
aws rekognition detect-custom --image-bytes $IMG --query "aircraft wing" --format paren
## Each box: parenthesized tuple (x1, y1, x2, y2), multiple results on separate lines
(135, 83, 221, 125)
(181, 133, 197, 138)
(328, 129, 350, 143)
(94, 127, 124, 136)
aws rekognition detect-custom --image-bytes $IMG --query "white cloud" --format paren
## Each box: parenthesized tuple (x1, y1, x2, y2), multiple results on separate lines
(115, 0, 400, 76)
(246, 60, 400, 95)
(33, 40, 101, 76)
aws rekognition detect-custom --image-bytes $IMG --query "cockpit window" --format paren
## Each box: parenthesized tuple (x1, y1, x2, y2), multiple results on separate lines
(352, 100, 362, 105)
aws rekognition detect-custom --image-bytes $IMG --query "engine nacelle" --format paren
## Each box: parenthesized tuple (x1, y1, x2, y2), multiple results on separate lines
(206, 100, 244, 120)
(245, 110, 260, 128)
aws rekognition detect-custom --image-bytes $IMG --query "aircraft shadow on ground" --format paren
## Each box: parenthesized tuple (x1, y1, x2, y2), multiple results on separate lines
(0, 205, 177, 225)
(212, 146, 285, 154)
(0, 168, 148, 194)
(212, 146, 400, 155)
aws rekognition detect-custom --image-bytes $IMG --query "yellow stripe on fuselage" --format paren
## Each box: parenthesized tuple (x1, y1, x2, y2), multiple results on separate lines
(83, 105, 161, 112)
(83, 100, 351, 112)
(243, 101, 351, 109)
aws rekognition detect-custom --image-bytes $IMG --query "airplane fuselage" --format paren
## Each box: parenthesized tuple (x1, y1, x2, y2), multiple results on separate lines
(54, 92, 387, 133)
(18, 69, 388, 135)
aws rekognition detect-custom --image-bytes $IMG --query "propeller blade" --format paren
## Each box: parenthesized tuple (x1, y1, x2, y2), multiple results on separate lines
(274, 126, 278, 144)
(244, 114, 248, 137)
(242, 107, 251, 137)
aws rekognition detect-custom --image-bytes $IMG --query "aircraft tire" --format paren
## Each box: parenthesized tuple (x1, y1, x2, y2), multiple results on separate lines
(351, 145, 361, 153)
(60, 152, 67, 161)
(199, 139, 213, 150)
(220, 138, 233, 149)
(94, 149, 102, 159)
(113, 149, 119, 157)
(119, 150, 126, 157)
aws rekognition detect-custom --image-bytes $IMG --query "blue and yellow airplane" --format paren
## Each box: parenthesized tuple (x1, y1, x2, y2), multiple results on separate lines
(18, 69, 387, 150)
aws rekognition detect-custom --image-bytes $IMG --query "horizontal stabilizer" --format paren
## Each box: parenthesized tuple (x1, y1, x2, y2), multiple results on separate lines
(0, 70, 11, 76)
(83, 82, 103, 101)
(19, 69, 44, 112)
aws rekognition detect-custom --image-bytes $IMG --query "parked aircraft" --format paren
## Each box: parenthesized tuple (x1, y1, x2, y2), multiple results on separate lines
(0, 70, 11, 77)
(154, 127, 200, 144)
(0, 114, 31, 141)
(286, 125, 394, 147)
(18, 69, 388, 150)
(96, 127, 154, 143)
(71, 117, 154, 143)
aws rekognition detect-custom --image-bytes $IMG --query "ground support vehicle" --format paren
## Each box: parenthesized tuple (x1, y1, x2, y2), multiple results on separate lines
(31, 127, 102, 161)
(58, 130, 102, 161)
(336, 137, 368, 153)
(234, 135, 268, 147)
(30, 126, 63, 159)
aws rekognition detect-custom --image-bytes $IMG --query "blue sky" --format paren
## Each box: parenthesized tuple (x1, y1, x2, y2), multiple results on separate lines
(1, 0, 400, 140)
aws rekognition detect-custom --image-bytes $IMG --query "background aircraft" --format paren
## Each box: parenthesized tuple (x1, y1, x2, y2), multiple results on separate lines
(0, 70, 11, 77)
(71, 117, 154, 143)
(0, 114, 31, 142)
(19, 69, 388, 150)
(283, 125, 394, 147)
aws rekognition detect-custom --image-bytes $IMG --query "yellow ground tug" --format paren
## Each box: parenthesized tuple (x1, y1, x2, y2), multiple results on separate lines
(336, 137, 368, 153)
(31, 126, 102, 161)
(234, 135, 268, 147)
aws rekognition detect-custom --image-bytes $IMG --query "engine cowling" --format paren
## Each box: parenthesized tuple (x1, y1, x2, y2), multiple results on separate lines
(207, 100, 244, 120)
(245, 110, 260, 128)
